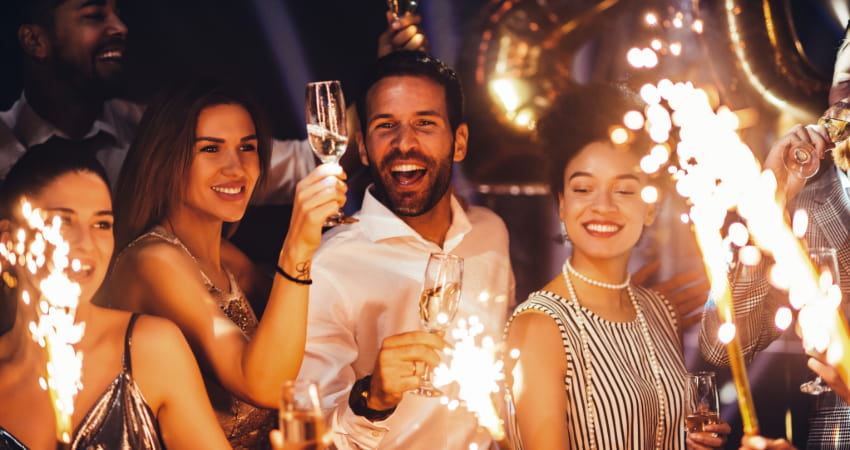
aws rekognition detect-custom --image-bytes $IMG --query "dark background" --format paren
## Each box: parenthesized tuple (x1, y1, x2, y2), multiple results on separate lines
(0, 1, 846, 448)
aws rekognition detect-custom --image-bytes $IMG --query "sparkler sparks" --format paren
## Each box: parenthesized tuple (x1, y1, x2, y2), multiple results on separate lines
(433, 315, 511, 446)
(2, 200, 84, 444)
(623, 6, 850, 434)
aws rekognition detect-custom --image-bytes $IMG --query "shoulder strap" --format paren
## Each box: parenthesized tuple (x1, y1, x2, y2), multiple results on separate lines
(122, 313, 140, 373)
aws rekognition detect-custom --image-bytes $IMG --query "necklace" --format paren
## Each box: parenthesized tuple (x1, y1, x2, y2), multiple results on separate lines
(564, 258, 630, 290)
(561, 261, 667, 450)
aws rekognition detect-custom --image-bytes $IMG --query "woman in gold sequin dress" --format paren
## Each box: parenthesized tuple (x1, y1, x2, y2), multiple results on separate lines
(103, 78, 347, 449)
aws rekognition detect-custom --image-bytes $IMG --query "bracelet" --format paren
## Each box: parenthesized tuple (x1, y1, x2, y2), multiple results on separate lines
(348, 375, 396, 422)
(275, 265, 312, 285)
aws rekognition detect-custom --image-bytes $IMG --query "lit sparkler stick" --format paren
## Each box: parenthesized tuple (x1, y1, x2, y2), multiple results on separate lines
(657, 82, 761, 435)
(433, 292, 514, 449)
(636, 77, 850, 434)
(1, 200, 84, 444)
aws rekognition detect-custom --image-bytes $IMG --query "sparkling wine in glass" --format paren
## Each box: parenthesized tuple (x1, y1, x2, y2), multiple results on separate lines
(414, 252, 463, 397)
(386, 0, 418, 18)
(684, 371, 720, 434)
(783, 141, 819, 179)
(782, 115, 850, 179)
(280, 379, 328, 450)
(305, 80, 356, 226)
(800, 247, 841, 395)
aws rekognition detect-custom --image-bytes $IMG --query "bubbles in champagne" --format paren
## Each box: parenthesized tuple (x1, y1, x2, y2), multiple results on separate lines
(280, 410, 325, 450)
(307, 124, 348, 164)
(419, 283, 461, 332)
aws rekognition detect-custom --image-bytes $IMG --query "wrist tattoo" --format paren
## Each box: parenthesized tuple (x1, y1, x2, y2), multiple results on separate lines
(296, 260, 311, 280)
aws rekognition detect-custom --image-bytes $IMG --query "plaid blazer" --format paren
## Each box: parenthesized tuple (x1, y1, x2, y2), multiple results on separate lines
(699, 160, 850, 448)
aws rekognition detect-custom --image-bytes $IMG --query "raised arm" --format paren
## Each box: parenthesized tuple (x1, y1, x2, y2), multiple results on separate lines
(506, 311, 570, 448)
(109, 164, 346, 408)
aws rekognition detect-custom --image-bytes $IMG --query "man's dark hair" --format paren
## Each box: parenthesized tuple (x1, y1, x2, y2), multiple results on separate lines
(9, 0, 64, 29)
(356, 50, 464, 135)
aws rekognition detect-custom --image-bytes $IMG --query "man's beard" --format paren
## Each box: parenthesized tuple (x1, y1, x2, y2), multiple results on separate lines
(833, 140, 850, 171)
(367, 147, 454, 217)
(50, 41, 127, 100)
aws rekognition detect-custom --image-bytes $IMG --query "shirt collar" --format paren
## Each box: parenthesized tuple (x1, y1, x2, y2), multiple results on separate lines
(8, 93, 126, 148)
(357, 186, 473, 252)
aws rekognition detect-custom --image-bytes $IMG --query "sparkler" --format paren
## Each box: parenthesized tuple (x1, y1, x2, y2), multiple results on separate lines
(433, 308, 514, 449)
(626, 6, 850, 435)
(1, 200, 84, 444)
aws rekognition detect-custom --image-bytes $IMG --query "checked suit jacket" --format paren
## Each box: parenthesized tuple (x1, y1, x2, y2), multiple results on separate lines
(699, 159, 850, 449)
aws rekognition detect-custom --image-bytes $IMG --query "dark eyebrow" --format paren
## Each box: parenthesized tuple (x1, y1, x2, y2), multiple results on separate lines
(195, 135, 257, 143)
(45, 207, 113, 216)
(367, 110, 443, 125)
(568, 172, 642, 182)
(79, 0, 107, 9)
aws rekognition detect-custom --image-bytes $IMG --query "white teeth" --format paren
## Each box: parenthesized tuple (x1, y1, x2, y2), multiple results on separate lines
(585, 224, 619, 233)
(99, 50, 123, 59)
(392, 164, 424, 173)
(212, 186, 242, 195)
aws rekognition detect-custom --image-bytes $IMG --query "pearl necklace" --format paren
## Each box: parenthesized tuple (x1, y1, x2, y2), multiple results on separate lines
(561, 261, 667, 450)
(564, 258, 630, 290)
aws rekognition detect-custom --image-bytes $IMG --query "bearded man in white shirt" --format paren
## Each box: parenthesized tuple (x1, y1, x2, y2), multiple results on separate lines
(298, 51, 515, 449)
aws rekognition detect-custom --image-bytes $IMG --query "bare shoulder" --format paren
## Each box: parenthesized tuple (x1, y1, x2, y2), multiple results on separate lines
(126, 314, 199, 413)
(114, 236, 196, 275)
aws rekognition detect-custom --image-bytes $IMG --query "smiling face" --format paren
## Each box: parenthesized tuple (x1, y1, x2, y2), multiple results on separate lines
(29, 171, 114, 304)
(559, 141, 655, 264)
(360, 75, 467, 217)
(182, 103, 260, 224)
(47, 0, 127, 95)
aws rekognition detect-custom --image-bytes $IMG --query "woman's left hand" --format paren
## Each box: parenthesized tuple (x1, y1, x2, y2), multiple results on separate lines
(687, 421, 731, 449)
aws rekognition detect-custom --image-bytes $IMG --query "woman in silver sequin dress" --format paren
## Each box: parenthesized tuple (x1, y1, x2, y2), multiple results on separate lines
(0, 142, 228, 449)
(104, 78, 347, 449)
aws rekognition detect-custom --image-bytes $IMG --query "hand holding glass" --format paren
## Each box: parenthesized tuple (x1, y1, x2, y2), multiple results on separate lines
(685, 371, 720, 433)
(279, 379, 327, 450)
(783, 116, 850, 179)
(386, 0, 418, 18)
(413, 252, 463, 396)
(800, 247, 841, 395)
(305, 80, 356, 226)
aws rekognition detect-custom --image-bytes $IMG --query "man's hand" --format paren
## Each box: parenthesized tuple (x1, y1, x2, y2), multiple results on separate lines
(633, 260, 709, 329)
(367, 330, 446, 410)
(763, 123, 831, 205)
(808, 354, 850, 404)
(377, 11, 429, 58)
(739, 435, 796, 450)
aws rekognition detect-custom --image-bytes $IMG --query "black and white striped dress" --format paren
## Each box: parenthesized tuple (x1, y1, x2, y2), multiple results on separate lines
(509, 285, 686, 449)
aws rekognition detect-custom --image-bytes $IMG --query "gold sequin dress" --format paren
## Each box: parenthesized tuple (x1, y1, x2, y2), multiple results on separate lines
(125, 227, 275, 449)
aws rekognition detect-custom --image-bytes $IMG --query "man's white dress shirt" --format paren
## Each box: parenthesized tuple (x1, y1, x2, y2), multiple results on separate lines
(300, 188, 515, 449)
(0, 93, 314, 203)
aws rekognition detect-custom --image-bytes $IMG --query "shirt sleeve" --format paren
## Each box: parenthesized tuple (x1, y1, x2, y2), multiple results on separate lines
(253, 138, 316, 205)
(299, 265, 391, 449)
(699, 259, 786, 366)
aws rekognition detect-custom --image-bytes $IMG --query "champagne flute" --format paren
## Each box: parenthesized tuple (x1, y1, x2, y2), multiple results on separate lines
(414, 252, 463, 397)
(684, 371, 720, 434)
(800, 247, 841, 395)
(386, 0, 418, 18)
(279, 379, 328, 450)
(305, 80, 356, 226)
(783, 115, 850, 179)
